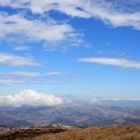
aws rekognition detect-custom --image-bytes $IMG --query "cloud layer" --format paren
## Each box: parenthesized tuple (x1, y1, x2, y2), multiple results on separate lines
(0, 0, 139, 54)
(0, 89, 64, 107)
(79, 57, 140, 69)
(0, 0, 140, 30)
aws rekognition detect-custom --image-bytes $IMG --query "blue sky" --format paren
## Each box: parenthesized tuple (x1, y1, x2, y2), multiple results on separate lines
(0, 0, 140, 103)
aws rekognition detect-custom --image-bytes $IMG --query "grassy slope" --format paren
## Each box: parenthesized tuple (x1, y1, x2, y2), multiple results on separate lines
(30, 125, 140, 140)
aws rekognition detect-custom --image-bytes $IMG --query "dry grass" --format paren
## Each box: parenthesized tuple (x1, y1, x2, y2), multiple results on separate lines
(1, 125, 140, 140)
(30, 125, 140, 140)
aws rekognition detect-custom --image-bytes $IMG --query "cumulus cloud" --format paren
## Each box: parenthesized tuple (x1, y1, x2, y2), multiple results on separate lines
(78, 57, 140, 69)
(0, 0, 140, 29)
(0, 53, 40, 66)
(0, 89, 64, 106)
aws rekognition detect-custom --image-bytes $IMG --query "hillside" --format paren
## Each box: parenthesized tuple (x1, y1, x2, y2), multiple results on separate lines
(1, 125, 140, 140)
(30, 125, 140, 140)
(0, 124, 71, 140)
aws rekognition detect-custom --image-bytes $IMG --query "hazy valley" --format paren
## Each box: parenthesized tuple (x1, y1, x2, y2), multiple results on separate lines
(1, 99, 140, 128)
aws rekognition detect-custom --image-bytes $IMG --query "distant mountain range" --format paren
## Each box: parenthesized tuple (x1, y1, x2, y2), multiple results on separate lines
(0, 99, 140, 127)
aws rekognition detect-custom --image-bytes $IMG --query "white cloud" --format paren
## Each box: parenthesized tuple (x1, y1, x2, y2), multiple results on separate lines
(0, 71, 41, 78)
(47, 71, 62, 76)
(0, 70, 74, 85)
(0, 79, 25, 85)
(90, 97, 140, 104)
(0, 71, 42, 85)
(0, 0, 139, 52)
(14, 46, 30, 51)
(0, 89, 64, 106)
(0, 0, 140, 29)
(78, 57, 140, 69)
(0, 0, 91, 18)
(0, 53, 39, 66)
(0, 13, 76, 43)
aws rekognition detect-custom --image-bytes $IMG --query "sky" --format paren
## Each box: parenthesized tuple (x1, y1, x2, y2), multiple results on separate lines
(0, 0, 140, 106)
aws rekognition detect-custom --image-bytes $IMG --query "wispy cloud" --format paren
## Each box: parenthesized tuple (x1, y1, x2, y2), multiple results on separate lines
(0, 89, 64, 107)
(47, 71, 63, 76)
(0, 71, 42, 85)
(0, 79, 25, 85)
(0, 13, 75, 43)
(0, 0, 139, 53)
(78, 57, 140, 69)
(14, 46, 31, 51)
(0, 53, 40, 66)
(0, 71, 42, 78)
(0, 70, 75, 85)
(1, 0, 140, 30)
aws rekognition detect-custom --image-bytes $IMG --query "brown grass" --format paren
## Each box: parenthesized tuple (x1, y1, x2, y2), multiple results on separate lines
(1, 125, 140, 140)
(30, 125, 140, 140)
